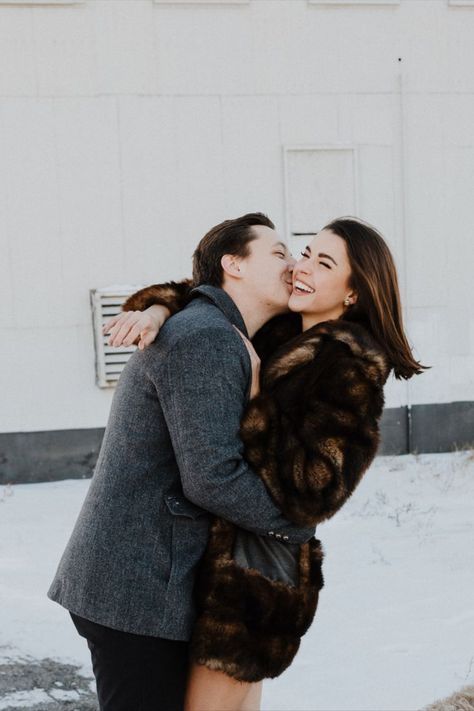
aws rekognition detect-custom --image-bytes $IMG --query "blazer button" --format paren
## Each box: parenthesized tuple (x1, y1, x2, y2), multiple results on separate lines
(283, 535, 289, 541)
(275, 533, 282, 540)
(268, 531, 275, 537)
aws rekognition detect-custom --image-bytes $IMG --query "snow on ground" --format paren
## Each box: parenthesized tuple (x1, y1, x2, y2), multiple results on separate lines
(1, 451, 473, 710)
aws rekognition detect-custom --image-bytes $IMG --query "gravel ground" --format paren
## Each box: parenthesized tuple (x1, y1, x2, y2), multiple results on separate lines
(0, 658, 97, 710)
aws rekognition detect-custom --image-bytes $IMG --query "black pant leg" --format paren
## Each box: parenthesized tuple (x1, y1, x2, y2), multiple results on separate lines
(70, 612, 189, 711)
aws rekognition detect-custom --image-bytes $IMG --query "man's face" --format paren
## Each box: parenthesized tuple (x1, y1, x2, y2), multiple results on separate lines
(238, 225, 294, 315)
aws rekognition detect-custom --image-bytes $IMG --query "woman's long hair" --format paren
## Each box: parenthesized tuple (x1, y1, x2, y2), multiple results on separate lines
(324, 217, 429, 380)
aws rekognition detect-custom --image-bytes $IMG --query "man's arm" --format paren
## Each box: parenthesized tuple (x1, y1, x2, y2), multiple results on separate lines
(150, 326, 314, 545)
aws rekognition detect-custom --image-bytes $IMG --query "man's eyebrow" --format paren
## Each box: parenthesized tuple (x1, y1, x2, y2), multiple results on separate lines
(273, 241, 288, 251)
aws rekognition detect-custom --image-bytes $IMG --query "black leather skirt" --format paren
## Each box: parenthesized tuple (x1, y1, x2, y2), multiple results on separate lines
(232, 528, 300, 587)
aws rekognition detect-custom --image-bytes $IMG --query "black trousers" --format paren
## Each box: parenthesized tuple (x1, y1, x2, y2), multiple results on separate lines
(70, 612, 190, 711)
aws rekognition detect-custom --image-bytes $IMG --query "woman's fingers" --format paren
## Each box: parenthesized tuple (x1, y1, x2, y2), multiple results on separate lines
(233, 326, 254, 353)
(122, 321, 145, 347)
(108, 316, 134, 347)
(102, 314, 122, 335)
(138, 328, 158, 350)
(102, 312, 131, 342)
(108, 312, 140, 347)
(233, 327, 260, 365)
(123, 321, 157, 348)
(233, 326, 260, 398)
(240, 333, 260, 365)
(103, 309, 162, 347)
(104, 311, 160, 349)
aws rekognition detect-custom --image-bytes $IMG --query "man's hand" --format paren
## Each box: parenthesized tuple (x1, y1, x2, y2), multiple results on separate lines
(103, 305, 170, 351)
(234, 327, 261, 399)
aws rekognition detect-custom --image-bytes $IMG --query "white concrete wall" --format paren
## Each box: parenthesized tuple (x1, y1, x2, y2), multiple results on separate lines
(1, 0, 473, 433)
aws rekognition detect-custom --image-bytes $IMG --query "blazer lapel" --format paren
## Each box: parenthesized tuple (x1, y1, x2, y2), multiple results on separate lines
(190, 285, 249, 337)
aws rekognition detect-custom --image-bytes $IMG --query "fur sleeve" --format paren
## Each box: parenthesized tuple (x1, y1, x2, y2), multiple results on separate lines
(122, 279, 193, 316)
(239, 341, 385, 527)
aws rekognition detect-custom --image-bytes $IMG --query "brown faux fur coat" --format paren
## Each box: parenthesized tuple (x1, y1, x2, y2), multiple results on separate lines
(123, 282, 391, 682)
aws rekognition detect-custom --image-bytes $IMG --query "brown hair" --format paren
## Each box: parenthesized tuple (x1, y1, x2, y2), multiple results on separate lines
(324, 217, 429, 380)
(192, 213, 275, 287)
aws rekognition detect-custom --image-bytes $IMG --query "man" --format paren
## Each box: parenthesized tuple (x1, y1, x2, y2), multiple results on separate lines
(48, 213, 314, 711)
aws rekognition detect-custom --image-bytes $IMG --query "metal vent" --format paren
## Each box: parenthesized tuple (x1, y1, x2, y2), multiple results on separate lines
(91, 286, 144, 388)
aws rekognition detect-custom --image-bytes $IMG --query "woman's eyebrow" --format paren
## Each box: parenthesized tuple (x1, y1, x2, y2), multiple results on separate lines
(318, 252, 338, 266)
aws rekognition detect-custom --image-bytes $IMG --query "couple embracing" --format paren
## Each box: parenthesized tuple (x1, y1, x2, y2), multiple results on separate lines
(48, 213, 426, 710)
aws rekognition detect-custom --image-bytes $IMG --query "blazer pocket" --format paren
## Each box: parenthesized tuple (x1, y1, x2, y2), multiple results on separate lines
(164, 494, 208, 520)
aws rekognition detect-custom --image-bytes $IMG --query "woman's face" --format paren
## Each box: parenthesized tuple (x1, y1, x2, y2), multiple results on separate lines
(288, 228, 356, 323)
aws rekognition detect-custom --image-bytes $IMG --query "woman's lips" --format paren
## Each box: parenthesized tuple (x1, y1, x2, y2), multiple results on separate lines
(293, 279, 315, 295)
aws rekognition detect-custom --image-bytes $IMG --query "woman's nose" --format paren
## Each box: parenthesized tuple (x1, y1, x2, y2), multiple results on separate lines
(294, 257, 309, 273)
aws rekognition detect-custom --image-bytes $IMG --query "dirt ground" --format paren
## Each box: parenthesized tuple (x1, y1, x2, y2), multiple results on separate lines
(0, 657, 97, 710)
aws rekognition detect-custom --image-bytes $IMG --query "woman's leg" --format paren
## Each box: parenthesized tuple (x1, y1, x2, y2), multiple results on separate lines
(184, 662, 261, 711)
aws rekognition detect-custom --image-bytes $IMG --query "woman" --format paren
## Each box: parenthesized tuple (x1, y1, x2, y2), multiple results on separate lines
(105, 217, 428, 710)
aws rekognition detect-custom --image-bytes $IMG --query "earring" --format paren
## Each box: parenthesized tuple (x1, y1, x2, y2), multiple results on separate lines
(344, 297, 351, 306)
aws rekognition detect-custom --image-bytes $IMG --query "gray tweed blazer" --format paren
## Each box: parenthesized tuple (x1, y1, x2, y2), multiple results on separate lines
(48, 286, 313, 640)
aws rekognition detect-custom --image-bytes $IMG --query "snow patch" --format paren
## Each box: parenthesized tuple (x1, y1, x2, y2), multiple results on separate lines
(1, 451, 473, 710)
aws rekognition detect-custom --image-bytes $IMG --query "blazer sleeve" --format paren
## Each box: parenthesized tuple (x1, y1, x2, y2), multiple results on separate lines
(239, 341, 386, 527)
(149, 326, 315, 545)
(122, 279, 193, 316)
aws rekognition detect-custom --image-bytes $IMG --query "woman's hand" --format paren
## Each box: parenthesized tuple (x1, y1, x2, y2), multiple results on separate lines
(103, 304, 171, 351)
(234, 327, 261, 399)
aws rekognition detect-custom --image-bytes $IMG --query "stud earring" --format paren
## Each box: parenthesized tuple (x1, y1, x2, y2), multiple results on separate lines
(344, 297, 351, 306)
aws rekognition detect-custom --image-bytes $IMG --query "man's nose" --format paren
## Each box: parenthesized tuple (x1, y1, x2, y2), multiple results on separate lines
(287, 256, 296, 270)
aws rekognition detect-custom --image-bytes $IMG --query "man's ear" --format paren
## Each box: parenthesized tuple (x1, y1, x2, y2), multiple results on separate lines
(221, 254, 243, 280)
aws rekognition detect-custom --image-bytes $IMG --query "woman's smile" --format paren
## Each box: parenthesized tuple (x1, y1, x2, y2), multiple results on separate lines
(292, 278, 315, 295)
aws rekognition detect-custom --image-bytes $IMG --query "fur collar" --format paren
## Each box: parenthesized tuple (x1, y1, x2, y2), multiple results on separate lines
(263, 318, 391, 386)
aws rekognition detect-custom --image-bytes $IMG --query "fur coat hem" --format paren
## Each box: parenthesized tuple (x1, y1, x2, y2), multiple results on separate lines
(189, 518, 324, 682)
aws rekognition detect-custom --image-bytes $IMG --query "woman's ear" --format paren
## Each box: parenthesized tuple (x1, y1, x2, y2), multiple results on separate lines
(221, 254, 243, 280)
(344, 290, 358, 307)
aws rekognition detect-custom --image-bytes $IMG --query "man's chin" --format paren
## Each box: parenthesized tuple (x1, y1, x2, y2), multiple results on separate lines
(267, 291, 292, 315)
(272, 302, 291, 315)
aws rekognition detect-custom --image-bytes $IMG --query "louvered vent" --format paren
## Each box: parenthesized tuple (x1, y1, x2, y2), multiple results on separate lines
(91, 286, 144, 388)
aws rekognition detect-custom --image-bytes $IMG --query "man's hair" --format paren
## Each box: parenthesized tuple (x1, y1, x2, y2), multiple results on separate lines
(192, 212, 275, 287)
